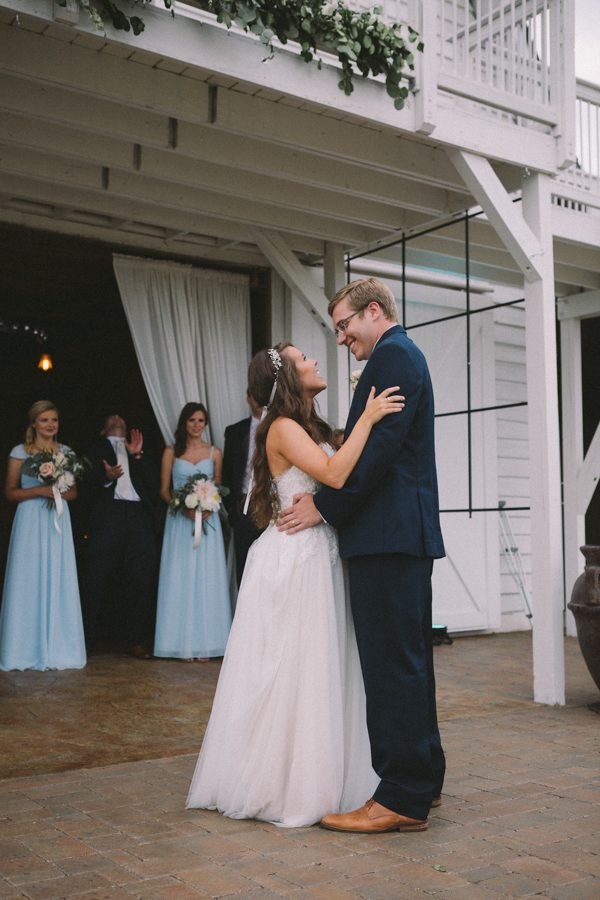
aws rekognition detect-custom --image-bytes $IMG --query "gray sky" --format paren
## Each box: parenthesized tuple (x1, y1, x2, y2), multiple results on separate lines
(576, 0, 600, 84)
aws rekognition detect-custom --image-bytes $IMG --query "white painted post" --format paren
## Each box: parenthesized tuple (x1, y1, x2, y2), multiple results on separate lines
(550, 0, 577, 169)
(409, 0, 438, 134)
(323, 242, 350, 427)
(559, 316, 584, 638)
(522, 171, 565, 705)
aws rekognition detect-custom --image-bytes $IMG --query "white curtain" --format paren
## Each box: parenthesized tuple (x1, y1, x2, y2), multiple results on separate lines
(113, 255, 251, 449)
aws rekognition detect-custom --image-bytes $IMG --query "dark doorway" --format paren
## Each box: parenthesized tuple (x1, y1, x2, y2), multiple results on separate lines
(582, 315, 600, 544)
(0, 226, 164, 564)
(0, 223, 270, 610)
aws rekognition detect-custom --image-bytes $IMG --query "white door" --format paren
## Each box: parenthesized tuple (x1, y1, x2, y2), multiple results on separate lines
(409, 302, 501, 632)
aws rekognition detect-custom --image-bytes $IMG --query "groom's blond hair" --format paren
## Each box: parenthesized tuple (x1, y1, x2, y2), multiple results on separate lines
(329, 277, 398, 322)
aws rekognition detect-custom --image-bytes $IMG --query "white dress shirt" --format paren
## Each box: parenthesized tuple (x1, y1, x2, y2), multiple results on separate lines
(108, 436, 141, 502)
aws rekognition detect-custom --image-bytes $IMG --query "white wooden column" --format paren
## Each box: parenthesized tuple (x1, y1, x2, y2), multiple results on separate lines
(323, 242, 349, 426)
(550, 0, 577, 170)
(522, 171, 565, 706)
(408, 0, 438, 135)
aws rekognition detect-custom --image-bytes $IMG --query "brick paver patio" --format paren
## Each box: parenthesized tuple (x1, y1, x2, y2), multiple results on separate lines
(1, 633, 599, 898)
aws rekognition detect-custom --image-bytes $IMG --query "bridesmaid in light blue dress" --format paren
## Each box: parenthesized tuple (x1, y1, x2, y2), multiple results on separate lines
(0, 400, 86, 671)
(154, 402, 232, 660)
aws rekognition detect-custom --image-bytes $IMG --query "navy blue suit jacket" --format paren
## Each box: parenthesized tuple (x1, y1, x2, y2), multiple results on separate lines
(314, 325, 445, 560)
(222, 417, 251, 524)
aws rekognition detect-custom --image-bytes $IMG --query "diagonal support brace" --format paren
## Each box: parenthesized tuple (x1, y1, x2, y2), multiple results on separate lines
(254, 229, 333, 333)
(449, 150, 544, 283)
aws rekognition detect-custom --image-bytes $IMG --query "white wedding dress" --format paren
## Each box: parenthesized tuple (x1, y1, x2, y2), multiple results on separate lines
(186, 459, 378, 827)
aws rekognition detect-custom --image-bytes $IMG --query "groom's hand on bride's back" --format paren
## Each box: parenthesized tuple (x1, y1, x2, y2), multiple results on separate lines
(277, 493, 322, 534)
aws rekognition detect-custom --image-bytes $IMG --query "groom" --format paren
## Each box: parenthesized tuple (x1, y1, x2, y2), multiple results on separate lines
(278, 277, 446, 833)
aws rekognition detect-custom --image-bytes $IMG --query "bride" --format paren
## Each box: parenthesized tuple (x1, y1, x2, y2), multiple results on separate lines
(186, 343, 403, 827)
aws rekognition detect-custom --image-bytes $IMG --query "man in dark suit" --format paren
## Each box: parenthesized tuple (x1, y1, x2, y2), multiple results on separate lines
(83, 414, 159, 658)
(223, 391, 263, 586)
(278, 277, 445, 834)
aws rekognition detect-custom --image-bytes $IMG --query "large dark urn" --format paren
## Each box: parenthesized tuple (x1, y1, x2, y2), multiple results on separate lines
(568, 545, 600, 692)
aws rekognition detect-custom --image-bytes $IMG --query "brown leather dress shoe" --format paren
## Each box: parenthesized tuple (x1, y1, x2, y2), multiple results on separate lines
(320, 800, 428, 834)
(128, 644, 152, 660)
(431, 795, 442, 808)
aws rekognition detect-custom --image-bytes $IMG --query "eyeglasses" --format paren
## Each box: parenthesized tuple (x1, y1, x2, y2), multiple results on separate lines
(334, 310, 362, 339)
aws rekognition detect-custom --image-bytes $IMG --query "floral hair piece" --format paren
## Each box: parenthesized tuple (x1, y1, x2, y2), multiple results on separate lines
(267, 347, 282, 373)
(266, 348, 282, 408)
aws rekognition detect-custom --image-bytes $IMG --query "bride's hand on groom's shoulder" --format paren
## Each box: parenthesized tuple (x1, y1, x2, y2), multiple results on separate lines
(276, 493, 322, 534)
(363, 386, 405, 424)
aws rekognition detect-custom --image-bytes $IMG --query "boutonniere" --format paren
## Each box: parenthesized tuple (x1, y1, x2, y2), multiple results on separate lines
(350, 370, 362, 392)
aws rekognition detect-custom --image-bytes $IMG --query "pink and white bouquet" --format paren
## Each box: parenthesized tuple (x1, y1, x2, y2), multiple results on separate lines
(169, 473, 229, 548)
(22, 448, 88, 529)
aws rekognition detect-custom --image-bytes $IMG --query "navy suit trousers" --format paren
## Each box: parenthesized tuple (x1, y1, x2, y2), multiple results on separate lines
(347, 553, 445, 821)
(84, 500, 157, 648)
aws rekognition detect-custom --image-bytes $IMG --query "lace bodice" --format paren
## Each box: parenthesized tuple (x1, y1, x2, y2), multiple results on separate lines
(273, 466, 319, 509)
(272, 443, 334, 508)
(270, 446, 338, 563)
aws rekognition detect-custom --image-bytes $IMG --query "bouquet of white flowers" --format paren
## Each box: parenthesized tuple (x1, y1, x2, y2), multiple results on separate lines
(169, 473, 229, 548)
(22, 448, 88, 531)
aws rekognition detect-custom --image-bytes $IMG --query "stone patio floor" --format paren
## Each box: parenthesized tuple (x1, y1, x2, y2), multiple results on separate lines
(1, 633, 599, 899)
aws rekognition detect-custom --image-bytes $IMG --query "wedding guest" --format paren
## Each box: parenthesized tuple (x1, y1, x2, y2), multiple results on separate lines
(222, 390, 264, 586)
(154, 402, 231, 661)
(0, 400, 86, 671)
(83, 414, 159, 659)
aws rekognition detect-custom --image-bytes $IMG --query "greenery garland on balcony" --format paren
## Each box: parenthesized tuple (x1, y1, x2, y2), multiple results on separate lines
(61, 0, 424, 110)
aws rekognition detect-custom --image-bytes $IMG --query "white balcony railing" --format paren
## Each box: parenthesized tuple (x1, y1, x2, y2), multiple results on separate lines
(575, 81, 600, 183)
(437, 0, 557, 123)
(347, 1, 567, 130)
(555, 80, 600, 205)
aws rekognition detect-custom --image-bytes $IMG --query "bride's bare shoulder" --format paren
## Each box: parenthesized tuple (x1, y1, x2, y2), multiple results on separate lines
(268, 417, 304, 438)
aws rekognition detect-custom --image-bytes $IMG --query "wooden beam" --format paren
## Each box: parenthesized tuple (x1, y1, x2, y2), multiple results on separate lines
(434, 101, 556, 174)
(448, 150, 544, 282)
(0, 171, 322, 254)
(556, 291, 600, 320)
(253, 230, 332, 334)
(0, 77, 474, 216)
(0, 115, 443, 231)
(0, 14, 211, 121)
(0, 205, 266, 265)
(522, 171, 565, 706)
(410, 228, 600, 290)
(0, 144, 386, 245)
(552, 204, 600, 249)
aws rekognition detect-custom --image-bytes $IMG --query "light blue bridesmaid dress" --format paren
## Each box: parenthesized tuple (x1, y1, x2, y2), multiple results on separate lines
(0, 444, 86, 671)
(154, 450, 232, 659)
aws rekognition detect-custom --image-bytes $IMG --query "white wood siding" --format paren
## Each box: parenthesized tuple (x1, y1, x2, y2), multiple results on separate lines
(494, 302, 532, 630)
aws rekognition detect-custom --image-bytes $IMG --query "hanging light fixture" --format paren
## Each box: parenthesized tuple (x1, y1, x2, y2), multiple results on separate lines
(37, 353, 53, 372)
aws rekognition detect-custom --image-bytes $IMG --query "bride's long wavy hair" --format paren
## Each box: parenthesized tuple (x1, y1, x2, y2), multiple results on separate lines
(248, 343, 332, 529)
